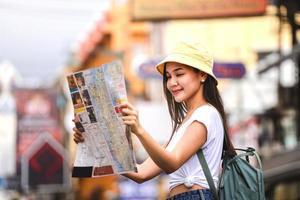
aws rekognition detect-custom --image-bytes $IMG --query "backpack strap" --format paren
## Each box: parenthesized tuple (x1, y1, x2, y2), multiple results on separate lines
(197, 149, 219, 200)
(232, 147, 263, 170)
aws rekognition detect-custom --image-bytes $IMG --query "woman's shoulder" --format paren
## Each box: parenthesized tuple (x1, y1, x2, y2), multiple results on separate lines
(194, 104, 218, 116)
(191, 104, 222, 125)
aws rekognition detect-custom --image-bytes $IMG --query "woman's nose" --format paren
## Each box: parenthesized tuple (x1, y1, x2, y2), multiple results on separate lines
(170, 77, 178, 86)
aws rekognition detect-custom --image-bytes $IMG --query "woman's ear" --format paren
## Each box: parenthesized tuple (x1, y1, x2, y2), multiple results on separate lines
(199, 71, 208, 82)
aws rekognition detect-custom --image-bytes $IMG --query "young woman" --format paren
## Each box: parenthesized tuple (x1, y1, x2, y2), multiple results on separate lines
(73, 41, 235, 200)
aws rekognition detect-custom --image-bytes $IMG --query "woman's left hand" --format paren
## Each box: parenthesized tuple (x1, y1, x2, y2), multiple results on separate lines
(120, 102, 144, 136)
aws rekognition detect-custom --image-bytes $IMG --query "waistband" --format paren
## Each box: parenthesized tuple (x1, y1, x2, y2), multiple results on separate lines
(166, 189, 213, 200)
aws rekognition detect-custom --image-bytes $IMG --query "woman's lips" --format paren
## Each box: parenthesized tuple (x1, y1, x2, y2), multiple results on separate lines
(171, 89, 182, 96)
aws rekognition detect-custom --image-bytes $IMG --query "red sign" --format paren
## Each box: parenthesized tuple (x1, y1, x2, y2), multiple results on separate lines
(21, 134, 69, 191)
(28, 143, 63, 186)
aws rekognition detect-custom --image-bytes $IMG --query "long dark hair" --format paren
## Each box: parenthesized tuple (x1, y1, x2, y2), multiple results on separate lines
(163, 64, 236, 156)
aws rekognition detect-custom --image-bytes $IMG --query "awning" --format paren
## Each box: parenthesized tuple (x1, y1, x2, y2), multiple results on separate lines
(73, 13, 108, 66)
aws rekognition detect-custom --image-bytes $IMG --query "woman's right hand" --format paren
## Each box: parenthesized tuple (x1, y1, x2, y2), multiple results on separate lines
(73, 127, 84, 143)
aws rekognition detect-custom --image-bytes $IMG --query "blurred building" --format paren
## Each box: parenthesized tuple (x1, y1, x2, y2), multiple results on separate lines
(256, 1, 300, 199)
(60, 0, 300, 199)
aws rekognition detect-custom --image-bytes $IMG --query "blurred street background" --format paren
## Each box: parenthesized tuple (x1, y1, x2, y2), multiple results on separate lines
(0, 0, 300, 199)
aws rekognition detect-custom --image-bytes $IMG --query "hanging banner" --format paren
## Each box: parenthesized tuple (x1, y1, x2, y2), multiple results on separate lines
(14, 88, 67, 191)
(0, 93, 16, 177)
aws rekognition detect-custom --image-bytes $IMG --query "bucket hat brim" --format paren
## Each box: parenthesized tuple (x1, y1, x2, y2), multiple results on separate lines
(155, 41, 218, 84)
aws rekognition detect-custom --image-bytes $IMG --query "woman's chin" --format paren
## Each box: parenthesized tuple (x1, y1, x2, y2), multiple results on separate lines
(173, 96, 184, 103)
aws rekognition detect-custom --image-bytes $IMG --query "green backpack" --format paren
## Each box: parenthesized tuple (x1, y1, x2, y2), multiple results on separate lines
(197, 147, 266, 200)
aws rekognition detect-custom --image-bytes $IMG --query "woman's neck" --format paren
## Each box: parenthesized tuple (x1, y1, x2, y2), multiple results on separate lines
(186, 100, 207, 115)
(185, 89, 206, 113)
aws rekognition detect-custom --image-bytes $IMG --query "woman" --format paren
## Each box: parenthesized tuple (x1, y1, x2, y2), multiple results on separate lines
(74, 41, 235, 199)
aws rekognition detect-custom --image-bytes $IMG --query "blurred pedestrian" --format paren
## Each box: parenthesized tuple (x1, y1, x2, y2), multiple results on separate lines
(73, 41, 235, 200)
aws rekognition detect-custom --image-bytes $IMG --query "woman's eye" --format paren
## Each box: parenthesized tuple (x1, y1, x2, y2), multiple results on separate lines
(176, 73, 184, 76)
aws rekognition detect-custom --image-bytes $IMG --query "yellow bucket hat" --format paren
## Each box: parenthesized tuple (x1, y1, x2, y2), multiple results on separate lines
(155, 41, 217, 83)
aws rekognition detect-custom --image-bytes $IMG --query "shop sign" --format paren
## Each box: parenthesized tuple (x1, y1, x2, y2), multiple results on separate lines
(131, 0, 267, 21)
(213, 62, 246, 79)
(14, 88, 63, 175)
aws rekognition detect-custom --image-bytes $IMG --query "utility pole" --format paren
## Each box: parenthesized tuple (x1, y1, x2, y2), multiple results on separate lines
(279, 0, 300, 140)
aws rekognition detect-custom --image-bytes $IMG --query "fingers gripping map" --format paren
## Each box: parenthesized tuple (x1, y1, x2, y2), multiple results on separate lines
(67, 61, 137, 177)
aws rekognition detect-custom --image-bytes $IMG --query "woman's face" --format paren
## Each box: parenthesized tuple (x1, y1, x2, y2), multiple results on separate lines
(165, 62, 204, 103)
(77, 77, 83, 86)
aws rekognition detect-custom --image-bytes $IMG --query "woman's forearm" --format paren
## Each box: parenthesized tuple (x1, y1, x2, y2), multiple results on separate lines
(123, 159, 162, 183)
(122, 171, 145, 183)
(136, 128, 179, 174)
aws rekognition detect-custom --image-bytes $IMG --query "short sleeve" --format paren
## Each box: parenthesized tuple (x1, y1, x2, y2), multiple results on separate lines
(189, 106, 217, 147)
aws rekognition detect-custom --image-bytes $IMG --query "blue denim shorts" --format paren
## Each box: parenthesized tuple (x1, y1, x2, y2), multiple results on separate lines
(166, 189, 214, 200)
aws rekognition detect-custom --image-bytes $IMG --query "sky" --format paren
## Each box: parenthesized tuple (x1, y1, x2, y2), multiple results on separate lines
(0, 0, 110, 86)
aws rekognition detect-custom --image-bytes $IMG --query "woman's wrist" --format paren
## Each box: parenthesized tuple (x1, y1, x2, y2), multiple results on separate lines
(135, 126, 146, 138)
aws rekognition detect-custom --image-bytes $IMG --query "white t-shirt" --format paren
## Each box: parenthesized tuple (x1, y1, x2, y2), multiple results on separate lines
(166, 104, 224, 190)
